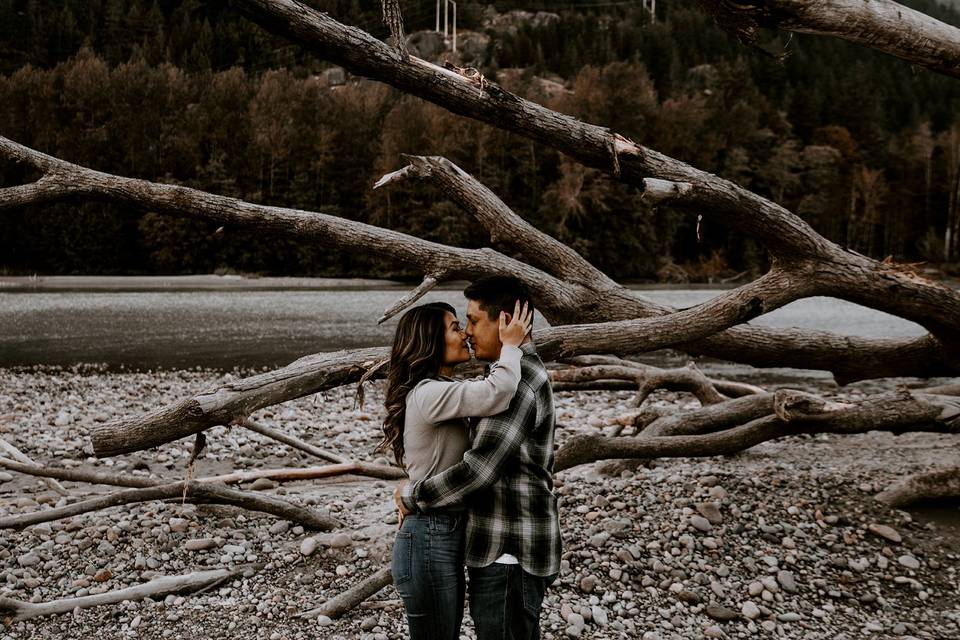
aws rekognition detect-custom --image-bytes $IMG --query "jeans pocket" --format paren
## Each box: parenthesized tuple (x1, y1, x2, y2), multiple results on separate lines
(520, 570, 547, 617)
(392, 532, 413, 585)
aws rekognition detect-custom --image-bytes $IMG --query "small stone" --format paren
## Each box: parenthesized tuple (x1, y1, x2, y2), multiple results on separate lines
(589, 533, 610, 549)
(300, 537, 318, 557)
(777, 570, 798, 594)
(326, 533, 352, 548)
(93, 569, 112, 582)
(867, 523, 902, 543)
(898, 555, 920, 569)
(778, 612, 802, 622)
(316, 615, 333, 626)
(249, 478, 278, 491)
(741, 601, 761, 620)
(360, 615, 378, 631)
(708, 486, 728, 500)
(0, 472, 13, 483)
(697, 502, 723, 525)
(591, 605, 608, 626)
(704, 625, 725, 638)
(760, 576, 779, 593)
(567, 613, 585, 629)
(579, 575, 597, 593)
(677, 590, 701, 604)
(689, 515, 713, 532)
(705, 604, 740, 622)
(185, 538, 217, 551)
(17, 552, 40, 567)
(168, 518, 188, 533)
(564, 625, 582, 638)
(269, 521, 290, 535)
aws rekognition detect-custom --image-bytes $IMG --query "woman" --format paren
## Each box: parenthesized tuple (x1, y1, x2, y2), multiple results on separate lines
(379, 300, 532, 640)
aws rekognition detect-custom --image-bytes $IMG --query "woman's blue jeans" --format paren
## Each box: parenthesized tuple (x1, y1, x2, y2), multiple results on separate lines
(392, 512, 466, 640)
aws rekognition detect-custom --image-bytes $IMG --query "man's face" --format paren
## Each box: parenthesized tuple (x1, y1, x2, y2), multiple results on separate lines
(465, 299, 501, 361)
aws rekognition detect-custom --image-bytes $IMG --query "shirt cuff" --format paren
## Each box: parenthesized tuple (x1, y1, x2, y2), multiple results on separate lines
(400, 479, 419, 513)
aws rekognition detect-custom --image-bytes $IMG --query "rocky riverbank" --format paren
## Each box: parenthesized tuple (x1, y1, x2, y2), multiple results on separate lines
(0, 367, 958, 639)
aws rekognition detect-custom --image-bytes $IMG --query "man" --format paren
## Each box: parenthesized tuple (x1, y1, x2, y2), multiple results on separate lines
(397, 276, 561, 640)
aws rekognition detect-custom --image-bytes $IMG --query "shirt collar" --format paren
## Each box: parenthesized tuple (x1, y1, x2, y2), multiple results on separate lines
(519, 342, 537, 356)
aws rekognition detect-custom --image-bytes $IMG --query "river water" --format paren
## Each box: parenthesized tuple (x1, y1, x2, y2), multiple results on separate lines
(0, 285, 927, 371)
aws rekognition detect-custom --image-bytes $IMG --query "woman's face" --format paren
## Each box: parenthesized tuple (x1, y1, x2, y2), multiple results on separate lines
(441, 311, 470, 367)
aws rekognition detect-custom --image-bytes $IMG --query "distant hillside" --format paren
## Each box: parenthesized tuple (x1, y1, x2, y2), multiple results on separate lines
(1, 0, 959, 279)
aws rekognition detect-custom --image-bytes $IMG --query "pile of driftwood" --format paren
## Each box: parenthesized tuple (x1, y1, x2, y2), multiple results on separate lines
(1, 359, 957, 623)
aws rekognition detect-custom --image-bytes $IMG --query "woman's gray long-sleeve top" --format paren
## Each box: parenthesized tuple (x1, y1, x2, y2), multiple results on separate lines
(402, 345, 523, 489)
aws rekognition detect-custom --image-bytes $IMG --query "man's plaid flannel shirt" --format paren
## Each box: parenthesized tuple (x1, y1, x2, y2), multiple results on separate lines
(400, 342, 561, 577)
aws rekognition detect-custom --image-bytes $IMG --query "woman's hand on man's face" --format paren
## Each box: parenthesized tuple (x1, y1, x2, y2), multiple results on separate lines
(498, 300, 532, 348)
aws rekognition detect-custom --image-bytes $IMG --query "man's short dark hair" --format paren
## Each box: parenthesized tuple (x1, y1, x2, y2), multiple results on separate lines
(464, 276, 535, 323)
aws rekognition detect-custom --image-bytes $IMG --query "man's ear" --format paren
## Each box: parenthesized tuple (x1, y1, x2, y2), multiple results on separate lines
(502, 312, 512, 325)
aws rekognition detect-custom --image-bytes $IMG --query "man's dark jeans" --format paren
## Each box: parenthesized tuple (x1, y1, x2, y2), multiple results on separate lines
(392, 512, 465, 640)
(468, 563, 557, 640)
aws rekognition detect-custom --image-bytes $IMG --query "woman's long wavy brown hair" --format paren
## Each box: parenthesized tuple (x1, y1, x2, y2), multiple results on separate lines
(378, 302, 456, 468)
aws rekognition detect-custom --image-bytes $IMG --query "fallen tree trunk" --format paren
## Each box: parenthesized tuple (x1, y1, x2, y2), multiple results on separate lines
(298, 567, 393, 620)
(0, 480, 338, 530)
(875, 466, 960, 507)
(0, 567, 256, 622)
(643, 393, 775, 437)
(555, 389, 960, 471)
(90, 347, 387, 457)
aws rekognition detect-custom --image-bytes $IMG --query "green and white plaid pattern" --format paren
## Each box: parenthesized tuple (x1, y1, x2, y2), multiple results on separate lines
(402, 342, 561, 577)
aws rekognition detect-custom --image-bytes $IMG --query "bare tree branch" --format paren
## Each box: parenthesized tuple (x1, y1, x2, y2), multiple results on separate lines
(699, 0, 960, 80)
(378, 155, 619, 290)
(298, 567, 393, 620)
(377, 274, 441, 324)
(197, 462, 406, 484)
(551, 361, 739, 407)
(0, 438, 71, 496)
(0, 480, 339, 530)
(239, 418, 348, 464)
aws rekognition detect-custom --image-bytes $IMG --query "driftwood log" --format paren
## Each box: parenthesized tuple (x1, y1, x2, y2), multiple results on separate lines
(875, 466, 960, 507)
(698, 0, 960, 80)
(0, 567, 257, 622)
(0, 480, 338, 530)
(298, 567, 394, 620)
(554, 389, 960, 471)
